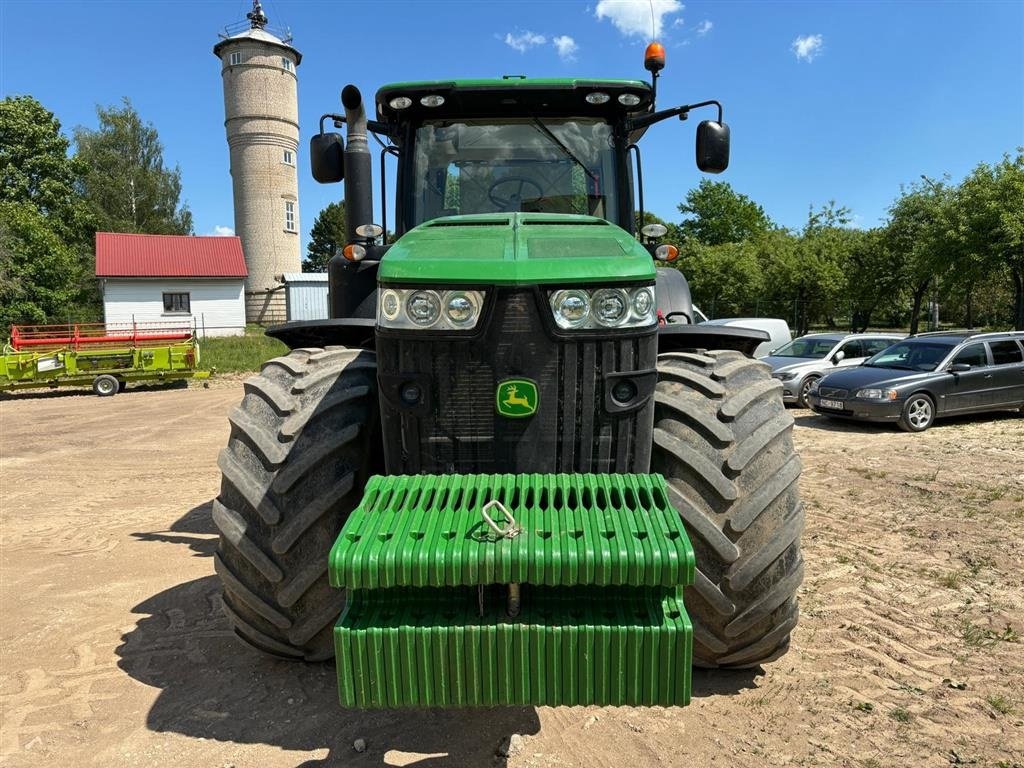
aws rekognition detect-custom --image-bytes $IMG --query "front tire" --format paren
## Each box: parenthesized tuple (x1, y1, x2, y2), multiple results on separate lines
(898, 393, 935, 432)
(652, 350, 804, 668)
(213, 346, 380, 661)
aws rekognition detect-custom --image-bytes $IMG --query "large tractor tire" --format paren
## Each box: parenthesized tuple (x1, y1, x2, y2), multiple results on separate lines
(213, 346, 380, 661)
(652, 350, 804, 668)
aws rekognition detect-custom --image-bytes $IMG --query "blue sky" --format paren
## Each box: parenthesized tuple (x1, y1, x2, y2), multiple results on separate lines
(2, 0, 1021, 250)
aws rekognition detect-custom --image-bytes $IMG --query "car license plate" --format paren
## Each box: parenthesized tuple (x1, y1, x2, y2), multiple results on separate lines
(819, 398, 843, 410)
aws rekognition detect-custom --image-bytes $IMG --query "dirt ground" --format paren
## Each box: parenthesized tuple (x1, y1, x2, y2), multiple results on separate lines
(1, 381, 1022, 768)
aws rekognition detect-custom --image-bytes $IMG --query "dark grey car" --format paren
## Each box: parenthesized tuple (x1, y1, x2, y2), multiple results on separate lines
(807, 331, 1024, 432)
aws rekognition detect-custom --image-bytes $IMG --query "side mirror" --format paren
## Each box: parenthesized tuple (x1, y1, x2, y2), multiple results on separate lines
(833, 350, 846, 363)
(696, 120, 730, 174)
(310, 132, 344, 183)
(949, 363, 971, 373)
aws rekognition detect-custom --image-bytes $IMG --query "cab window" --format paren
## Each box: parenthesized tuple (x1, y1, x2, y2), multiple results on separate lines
(951, 344, 988, 368)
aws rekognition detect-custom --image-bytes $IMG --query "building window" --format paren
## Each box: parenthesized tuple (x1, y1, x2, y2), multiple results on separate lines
(284, 201, 296, 232)
(163, 292, 191, 313)
(281, 57, 292, 71)
(229, 52, 242, 66)
(283, 149, 294, 166)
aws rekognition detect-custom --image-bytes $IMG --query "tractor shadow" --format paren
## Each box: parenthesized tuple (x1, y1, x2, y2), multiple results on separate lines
(117, 503, 760, 765)
(115, 573, 541, 766)
(130, 500, 218, 557)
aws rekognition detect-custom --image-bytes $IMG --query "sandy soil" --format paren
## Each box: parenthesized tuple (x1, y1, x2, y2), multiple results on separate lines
(1, 383, 1022, 768)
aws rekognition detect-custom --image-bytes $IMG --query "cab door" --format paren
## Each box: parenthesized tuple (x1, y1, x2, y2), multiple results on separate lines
(942, 343, 993, 413)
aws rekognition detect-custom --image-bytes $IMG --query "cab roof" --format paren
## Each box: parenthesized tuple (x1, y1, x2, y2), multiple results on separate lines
(375, 78, 654, 122)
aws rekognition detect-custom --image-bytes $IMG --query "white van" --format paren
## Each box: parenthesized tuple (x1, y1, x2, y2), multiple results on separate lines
(696, 311, 793, 359)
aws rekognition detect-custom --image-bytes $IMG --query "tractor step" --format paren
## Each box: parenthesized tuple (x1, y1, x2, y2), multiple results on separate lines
(328, 473, 695, 708)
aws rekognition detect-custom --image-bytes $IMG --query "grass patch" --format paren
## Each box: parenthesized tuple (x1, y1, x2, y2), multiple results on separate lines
(937, 570, 963, 589)
(959, 620, 1020, 648)
(200, 327, 289, 373)
(888, 706, 913, 723)
(986, 694, 1013, 715)
(852, 701, 874, 713)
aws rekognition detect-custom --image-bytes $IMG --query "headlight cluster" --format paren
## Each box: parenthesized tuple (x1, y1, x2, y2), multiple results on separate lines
(772, 372, 797, 381)
(378, 288, 485, 330)
(548, 286, 656, 330)
(856, 388, 899, 400)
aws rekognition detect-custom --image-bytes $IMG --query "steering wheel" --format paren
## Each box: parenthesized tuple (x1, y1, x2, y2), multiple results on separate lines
(488, 177, 544, 211)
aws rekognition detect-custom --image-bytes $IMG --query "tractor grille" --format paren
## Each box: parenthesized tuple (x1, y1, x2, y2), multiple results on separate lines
(376, 289, 657, 475)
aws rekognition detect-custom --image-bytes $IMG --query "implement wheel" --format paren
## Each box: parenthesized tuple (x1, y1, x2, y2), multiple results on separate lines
(652, 350, 804, 668)
(213, 347, 380, 661)
(92, 374, 119, 397)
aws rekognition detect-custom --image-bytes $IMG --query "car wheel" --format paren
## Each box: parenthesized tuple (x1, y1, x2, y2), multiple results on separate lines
(797, 376, 819, 408)
(898, 393, 935, 432)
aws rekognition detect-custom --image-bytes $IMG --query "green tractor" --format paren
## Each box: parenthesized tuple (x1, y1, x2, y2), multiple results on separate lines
(213, 46, 804, 708)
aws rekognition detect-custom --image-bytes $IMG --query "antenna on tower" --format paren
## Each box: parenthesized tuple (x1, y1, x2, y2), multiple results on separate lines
(247, 0, 268, 30)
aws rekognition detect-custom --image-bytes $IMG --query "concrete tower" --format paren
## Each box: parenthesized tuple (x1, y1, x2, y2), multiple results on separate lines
(214, 1, 301, 324)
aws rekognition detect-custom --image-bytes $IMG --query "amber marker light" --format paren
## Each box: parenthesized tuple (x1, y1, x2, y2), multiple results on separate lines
(644, 42, 666, 73)
(343, 244, 367, 262)
(655, 244, 679, 262)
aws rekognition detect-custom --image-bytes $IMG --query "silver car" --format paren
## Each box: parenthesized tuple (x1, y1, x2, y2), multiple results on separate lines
(764, 333, 905, 407)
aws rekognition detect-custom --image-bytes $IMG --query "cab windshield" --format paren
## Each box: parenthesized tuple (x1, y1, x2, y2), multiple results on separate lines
(409, 118, 620, 227)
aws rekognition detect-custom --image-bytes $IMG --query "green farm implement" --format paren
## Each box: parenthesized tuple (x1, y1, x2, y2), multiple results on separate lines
(213, 24, 804, 710)
(1, 322, 210, 396)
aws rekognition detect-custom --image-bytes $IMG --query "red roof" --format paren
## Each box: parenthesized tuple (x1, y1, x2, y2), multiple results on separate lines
(95, 232, 248, 278)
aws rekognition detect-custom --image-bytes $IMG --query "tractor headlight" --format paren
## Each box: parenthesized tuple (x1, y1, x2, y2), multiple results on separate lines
(551, 289, 591, 328)
(548, 286, 656, 330)
(377, 288, 485, 331)
(407, 291, 441, 326)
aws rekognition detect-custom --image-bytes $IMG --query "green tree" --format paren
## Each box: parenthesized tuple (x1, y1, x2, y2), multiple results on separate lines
(952, 152, 1024, 330)
(884, 179, 955, 334)
(304, 201, 347, 271)
(843, 227, 905, 332)
(0, 202, 87, 328)
(677, 179, 773, 246)
(680, 240, 764, 317)
(74, 98, 192, 235)
(0, 95, 92, 244)
(0, 96, 96, 325)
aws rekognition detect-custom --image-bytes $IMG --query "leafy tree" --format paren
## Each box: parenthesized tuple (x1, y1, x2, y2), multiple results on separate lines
(677, 179, 773, 246)
(680, 240, 764, 316)
(304, 201, 347, 271)
(843, 227, 905, 332)
(0, 95, 92, 244)
(74, 98, 192, 235)
(0, 96, 96, 325)
(0, 202, 88, 328)
(951, 152, 1024, 329)
(884, 179, 955, 334)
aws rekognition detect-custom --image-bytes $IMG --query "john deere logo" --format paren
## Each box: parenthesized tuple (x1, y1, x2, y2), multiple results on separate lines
(497, 379, 538, 418)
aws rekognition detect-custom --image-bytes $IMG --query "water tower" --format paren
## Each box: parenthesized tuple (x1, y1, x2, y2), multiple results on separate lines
(214, 1, 301, 324)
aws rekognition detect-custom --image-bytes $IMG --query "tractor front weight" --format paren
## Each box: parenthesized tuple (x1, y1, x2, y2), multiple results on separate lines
(329, 473, 695, 708)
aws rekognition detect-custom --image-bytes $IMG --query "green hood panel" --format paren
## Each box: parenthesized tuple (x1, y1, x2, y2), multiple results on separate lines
(379, 214, 656, 286)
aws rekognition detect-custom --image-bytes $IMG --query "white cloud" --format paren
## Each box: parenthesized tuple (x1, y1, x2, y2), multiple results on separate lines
(791, 34, 824, 62)
(504, 30, 547, 53)
(695, 19, 712, 36)
(552, 35, 578, 61)
(211, 225, 234, 236)
(595, 0, 684, 39)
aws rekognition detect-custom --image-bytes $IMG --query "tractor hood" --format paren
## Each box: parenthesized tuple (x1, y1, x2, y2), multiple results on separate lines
(378, 213, 656, 286)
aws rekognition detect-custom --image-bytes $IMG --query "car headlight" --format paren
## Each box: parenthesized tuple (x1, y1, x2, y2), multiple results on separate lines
(548, 286, 656, 330)
(773, 372, 797, 381)
(378, 288, 485, 330)
(856, 388, 898, 400)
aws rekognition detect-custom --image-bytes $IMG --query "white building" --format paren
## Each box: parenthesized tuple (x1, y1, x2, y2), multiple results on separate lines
(96, 232, 248, 337)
